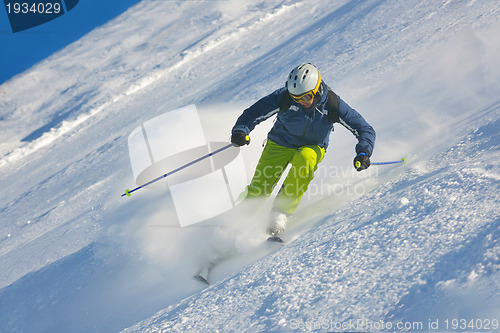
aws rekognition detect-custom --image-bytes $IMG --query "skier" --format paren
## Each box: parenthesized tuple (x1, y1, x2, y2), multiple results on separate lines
(231, 63, 375, 237)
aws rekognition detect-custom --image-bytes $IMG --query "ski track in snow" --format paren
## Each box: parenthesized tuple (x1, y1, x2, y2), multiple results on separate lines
(0, 0, 499, 332)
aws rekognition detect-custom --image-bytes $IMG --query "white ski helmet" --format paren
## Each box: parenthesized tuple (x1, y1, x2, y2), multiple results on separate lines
(286, 63, 322, 96)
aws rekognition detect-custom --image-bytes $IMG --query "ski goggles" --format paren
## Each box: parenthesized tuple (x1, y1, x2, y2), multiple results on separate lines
(289, 76, 321, 103)
(290, 91, 315, 103)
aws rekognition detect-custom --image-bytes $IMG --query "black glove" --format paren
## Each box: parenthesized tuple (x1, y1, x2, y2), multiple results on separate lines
(353, 152, 370, 171)
(231, 131, 250, 147)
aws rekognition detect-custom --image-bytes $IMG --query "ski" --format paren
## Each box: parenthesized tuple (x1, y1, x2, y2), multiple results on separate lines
(193, 274, 210, 285)
(267, 235, 284, 243)
(194, 262, 213, 285)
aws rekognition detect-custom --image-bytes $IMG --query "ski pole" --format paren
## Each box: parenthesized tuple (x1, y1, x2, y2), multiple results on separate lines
(122, 143, 234, 197)
(371, 157, 405, 166)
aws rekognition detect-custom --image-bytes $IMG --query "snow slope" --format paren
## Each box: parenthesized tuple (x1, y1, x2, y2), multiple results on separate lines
(124, 106, 500, 333)
(0, 0, 499, 332)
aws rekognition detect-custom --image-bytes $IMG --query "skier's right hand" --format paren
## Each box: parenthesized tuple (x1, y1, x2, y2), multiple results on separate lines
(231, 131, 250, 147)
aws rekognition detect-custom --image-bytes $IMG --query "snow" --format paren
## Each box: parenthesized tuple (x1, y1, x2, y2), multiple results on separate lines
(1, 0, 499, 332)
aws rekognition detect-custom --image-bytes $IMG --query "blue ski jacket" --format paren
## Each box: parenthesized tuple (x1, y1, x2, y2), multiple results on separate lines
(232, 82, 376, 156)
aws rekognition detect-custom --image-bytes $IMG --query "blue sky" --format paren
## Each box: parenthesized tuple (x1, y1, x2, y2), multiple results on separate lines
(0, 0, 142, 85)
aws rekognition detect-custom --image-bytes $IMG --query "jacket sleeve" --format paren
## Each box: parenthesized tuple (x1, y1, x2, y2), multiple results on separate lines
(337, 96, 376, 156)
(231, 87, 285, 134)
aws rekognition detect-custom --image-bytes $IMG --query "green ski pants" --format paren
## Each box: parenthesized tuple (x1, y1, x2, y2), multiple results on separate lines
(245, 140, 325, 215)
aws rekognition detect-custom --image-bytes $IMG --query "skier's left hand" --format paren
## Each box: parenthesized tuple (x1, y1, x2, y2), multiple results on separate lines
(353, 152, 370, 171)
